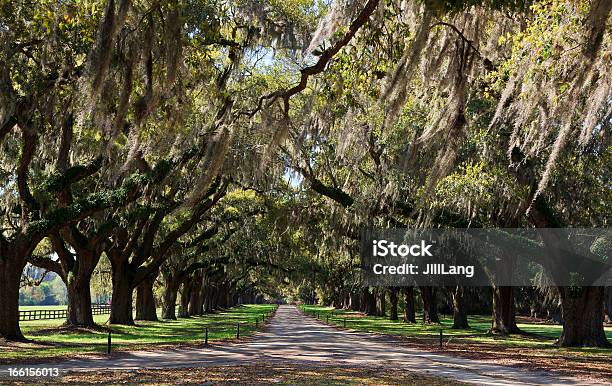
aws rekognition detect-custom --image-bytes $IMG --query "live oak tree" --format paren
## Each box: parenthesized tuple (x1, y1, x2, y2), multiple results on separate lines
(105, 178, 228, 324)
(0, 1, 121, 339)
(1, 0, 212, 331)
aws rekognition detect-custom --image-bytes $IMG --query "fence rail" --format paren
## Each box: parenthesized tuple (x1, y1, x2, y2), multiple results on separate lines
(19, 305, 111, 321)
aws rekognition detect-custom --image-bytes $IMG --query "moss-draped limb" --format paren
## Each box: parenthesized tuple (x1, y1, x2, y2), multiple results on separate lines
(26, 172, 149, 238)
(132, 180, 229, 284)
(40, 157, 105, 193)
(25, 254, 64, 279)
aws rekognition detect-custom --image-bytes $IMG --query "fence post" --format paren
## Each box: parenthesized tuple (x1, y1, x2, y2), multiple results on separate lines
(343, 318, 346, 328)
(326, 315, 329, 323)
(439, 329, 443, 349)
(107, 330, 112, 354)
(256, 318, 258, 328)
(236, 323, 240, 339)
(205, 327, 208, 345)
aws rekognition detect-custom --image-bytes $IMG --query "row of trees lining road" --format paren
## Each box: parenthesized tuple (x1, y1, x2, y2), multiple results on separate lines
(0, 0, 316, 339)
(2, 0, 610, 348)
(277, 0, 610, 347)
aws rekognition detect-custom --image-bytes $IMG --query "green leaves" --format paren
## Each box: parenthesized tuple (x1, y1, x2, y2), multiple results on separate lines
(26, 171, 150, 237)
(420, 0, 532, 15)
(39, 157, 104, 193)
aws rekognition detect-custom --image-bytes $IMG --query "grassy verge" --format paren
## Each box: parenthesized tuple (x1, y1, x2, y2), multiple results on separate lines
(1, 304, 277, 363)
(301, 305, 612, 347)
(301, 305, 612, 381)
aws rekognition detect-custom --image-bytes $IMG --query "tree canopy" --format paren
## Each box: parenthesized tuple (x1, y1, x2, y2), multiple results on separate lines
(1, 0, 610, 347)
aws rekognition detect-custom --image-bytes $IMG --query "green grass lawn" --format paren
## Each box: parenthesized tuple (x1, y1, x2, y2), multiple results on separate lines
(2, 304, 277, 363)
(301, 305, 612, 357)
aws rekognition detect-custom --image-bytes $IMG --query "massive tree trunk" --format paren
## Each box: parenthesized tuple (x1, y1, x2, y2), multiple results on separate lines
(491, 286, 521, 334)
(451, 286, 469, 329)
(528, 197, 607, 346)
(214, 287, 224, 309)
(50, 231, 104, 328)
(188, 271, 204, 316)
(225, 290, 233, 308)
(226, 283, 234, 308)
(403, 287, 416, 323)
(109, 260, 135, 325)
(420, 286, 439, 323)
(213, 286, 222, 310)
(202, 283, 211, 313)
(349, 291, 360, 311)
(389, 287, 399, 321)
(0, 254, 26, 341)
(66, 275, 95, 327)
(363, 288, 377, 315)
(198, 280, 208, 312)
(558, 287, 609, 347)
(162, 279, 179, 320)
(218, 286, 228, 309)
(203, 291, 211, 313)
(206, 286, 217, 312)
(375, 290, 386, 317)
(179, 279, 192, 318)
(224, 283, 234, 308)
(135, 269, 158, 321)
(342, 293, 350, 309)
(358, 287, 368, 313)
(605, 287, 612, 324)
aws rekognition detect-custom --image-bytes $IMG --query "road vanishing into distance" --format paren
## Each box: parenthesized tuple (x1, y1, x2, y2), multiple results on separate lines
(0, 305, 597, 385)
